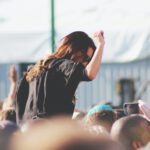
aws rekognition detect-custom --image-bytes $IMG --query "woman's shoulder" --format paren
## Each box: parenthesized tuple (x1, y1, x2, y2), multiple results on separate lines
(47, 58, 86, 73)
(47, 58, 75, 67)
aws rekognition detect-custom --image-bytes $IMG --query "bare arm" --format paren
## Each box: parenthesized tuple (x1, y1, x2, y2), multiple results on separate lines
(2, 65, 17, 110)
(85, 31, 105, 80)
(7, 65, 17, 100)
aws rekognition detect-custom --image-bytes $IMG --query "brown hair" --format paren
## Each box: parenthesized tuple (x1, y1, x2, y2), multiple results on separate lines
(85, 110, 116, 132)
(26, 31, 96, 82)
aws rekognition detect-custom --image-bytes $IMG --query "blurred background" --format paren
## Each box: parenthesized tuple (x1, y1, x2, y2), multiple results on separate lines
(0, 0, 150, 110)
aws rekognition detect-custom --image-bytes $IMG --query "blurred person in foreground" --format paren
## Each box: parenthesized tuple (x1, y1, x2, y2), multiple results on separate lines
(111, 115, 150, 150)
(0, 120, 18, 150)
(16, 31, 105, 125)
(10, 116, 121, 150)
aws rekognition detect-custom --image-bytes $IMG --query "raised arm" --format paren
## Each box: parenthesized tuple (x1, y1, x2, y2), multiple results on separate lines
(2, 65, 17, 110)
(85, 31, 105, 80)
(8, 65, 17, 100)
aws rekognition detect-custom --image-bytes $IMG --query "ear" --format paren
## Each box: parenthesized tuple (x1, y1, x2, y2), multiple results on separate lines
(132, 141, 143, 150)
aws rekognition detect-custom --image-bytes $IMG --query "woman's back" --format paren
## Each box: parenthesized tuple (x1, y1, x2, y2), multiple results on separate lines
(16, 58, 89, 124)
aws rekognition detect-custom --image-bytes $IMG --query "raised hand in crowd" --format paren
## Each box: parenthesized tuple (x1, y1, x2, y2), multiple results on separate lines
(2, 65, 17, 111)
(138, 100, 150, 121)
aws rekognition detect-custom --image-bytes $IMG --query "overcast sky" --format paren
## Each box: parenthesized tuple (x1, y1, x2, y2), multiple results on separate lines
(0, 0, 150, 63)
(0, 0, 150, 35)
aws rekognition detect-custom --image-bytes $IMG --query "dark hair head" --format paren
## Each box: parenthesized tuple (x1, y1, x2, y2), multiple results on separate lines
(85, 110, 116, 133)
(26, 31, 96, 82)
(50, 31, 96, 63)
(60, 31, 96, 58)
(0, 109, 16, 123)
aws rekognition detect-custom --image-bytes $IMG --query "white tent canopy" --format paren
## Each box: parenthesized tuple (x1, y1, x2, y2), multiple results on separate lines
(0, 0, 150, 63)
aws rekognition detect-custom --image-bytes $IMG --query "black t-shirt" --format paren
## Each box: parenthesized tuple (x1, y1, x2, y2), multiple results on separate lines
(16, 58, 91, 123)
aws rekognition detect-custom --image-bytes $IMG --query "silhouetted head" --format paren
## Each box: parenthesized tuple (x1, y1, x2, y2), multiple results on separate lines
(111, 115, 150, 150)
(85, 110, 116, 133)
(11, 116, 120, 150)
(0, 120, 18, 150)
(56, 31, 96, 64)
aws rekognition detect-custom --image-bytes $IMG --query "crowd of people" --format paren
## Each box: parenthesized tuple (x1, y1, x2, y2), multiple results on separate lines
(0, 31, 150, 150)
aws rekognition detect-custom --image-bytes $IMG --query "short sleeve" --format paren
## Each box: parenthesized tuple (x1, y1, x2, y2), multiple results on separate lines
(74, 64, 91, 81)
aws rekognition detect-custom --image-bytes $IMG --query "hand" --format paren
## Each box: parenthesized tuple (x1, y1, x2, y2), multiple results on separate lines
(93, 31, 105, 46)
(9, 65, 17, 83)
(138, 100, 150, 121)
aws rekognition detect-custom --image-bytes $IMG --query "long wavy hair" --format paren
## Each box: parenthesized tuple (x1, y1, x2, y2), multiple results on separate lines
(26, 31, 96, 82)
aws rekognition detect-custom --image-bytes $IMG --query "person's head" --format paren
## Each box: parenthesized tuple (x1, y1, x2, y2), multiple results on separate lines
(11, 116, 120, 150)
(26, 31, 96, 82)
(20, 118, 48, 133)
(0, 120, 18, 150)
(54, 31, 96, 64)
(85, 110, 116, 133)
(87, 104, 113, 117)
(111, 115, 150, 150)
(0, 109, 16, 123)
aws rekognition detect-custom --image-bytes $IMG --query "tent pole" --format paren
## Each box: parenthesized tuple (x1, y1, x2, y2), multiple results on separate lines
(50, 0, 55, 52)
